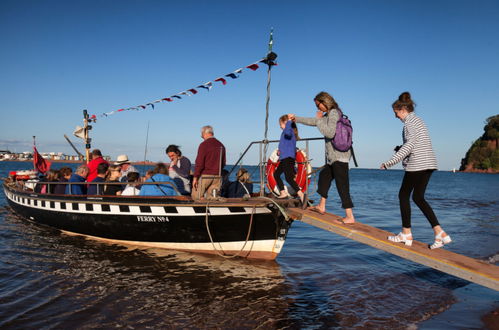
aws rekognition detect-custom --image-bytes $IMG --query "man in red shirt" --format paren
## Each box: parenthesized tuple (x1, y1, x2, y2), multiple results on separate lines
(86, 149, 109, 183)
(192, 125, 226, 200)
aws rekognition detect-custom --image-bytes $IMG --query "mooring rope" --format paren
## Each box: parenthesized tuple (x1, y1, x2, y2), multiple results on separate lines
(204, 201, 256, 259)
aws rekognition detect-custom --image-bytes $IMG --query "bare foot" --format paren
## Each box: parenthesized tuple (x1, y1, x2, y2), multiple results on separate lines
(342, 217, 355, 224)
(308, 206, 325, 215)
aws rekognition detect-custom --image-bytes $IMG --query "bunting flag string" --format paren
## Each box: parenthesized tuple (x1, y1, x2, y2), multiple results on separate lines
(92, 58, 275, 119)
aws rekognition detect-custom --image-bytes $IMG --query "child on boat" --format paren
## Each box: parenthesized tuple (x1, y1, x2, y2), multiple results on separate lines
(274, 115, 306, 205)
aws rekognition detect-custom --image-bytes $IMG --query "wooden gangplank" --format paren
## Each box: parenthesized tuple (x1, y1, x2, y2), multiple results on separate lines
(287, 208, 499, 291)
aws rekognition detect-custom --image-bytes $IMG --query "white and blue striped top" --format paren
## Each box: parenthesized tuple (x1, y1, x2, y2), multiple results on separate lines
(383, 112, 437, 172)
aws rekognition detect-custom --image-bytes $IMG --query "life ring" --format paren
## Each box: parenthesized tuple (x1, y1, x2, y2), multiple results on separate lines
(265, 149, 311, 196)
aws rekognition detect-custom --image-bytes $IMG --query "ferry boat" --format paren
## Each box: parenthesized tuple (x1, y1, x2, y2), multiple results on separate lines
(1, 46, 316, 260)
(3, 176, 295, 260)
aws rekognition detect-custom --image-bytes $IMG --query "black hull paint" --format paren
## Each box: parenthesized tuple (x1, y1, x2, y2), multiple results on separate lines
(3, 182, 293, 259)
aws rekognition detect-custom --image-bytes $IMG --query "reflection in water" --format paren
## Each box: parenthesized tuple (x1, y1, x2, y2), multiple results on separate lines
(1, 167, 498, 328)
(0, 211, 294, 328)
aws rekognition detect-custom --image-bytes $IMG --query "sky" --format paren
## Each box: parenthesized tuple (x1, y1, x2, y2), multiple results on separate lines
(1, 0, 498, 170)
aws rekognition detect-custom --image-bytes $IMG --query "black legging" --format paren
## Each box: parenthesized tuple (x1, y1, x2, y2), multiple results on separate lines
(274, 157, 301, 193)
(399, 170, 440, 228)
(317, 161, 354, 209)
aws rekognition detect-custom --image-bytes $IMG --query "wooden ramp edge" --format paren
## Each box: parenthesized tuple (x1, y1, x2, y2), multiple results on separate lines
(287, 208, 499, 292)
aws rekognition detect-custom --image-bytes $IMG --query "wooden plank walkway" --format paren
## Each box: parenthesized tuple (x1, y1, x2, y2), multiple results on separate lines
(287, 208, 499, 292)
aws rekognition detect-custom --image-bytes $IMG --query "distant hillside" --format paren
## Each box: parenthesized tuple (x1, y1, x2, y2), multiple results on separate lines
(460, 114, 499, 173)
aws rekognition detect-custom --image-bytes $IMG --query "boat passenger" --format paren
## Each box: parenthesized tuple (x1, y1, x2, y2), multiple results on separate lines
(54, 167, 72, 194)
(66, 164, 89, 195)
(139, 163, 177, 196)
(88, 162, 109, 195)
(274, 114, 306, 205)
(114, 154, 138, 182)
(121, 172, 141, 196)
(166, 144, 192, 195)
(288, 91, 356, 223)
(224, 168, 253, 198)
(191, 125, 226, 200)
(219, 169, 230, 197)
(381, 92, 452, 249)
(35, 170, 59, 194)
(45, 169, 60, 194)
(87, 149, 109, 183)
(103, 165, 123, 196)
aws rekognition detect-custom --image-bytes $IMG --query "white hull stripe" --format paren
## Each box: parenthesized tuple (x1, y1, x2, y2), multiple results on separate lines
(60, 230, 286, 255)
(5, 191, 271, 216)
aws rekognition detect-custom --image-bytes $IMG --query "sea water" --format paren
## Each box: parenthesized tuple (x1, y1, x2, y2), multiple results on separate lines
(0, 162, 497, 328)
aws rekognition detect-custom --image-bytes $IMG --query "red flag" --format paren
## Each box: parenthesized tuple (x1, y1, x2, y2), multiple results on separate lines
(215, 78, 227, 85)
(33, 146, 51, 174)
(188, 88, 198, 94)
(246, 63, 259, 71)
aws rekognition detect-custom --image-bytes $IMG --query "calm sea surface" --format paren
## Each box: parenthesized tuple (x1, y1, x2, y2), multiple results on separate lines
(0, 161, 498, 329)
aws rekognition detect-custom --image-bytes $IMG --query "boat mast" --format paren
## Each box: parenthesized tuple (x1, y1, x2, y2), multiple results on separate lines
(82, 109, 92, 163)
(260, 29, 278, 196)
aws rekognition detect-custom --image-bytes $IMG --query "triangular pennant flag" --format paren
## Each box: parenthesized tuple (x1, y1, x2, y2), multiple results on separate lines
(246, 63, 259, 71)
(162, 98, 173, 102)
(146, 103, 155, 109)
(172, 95, 182, 99)
(188, 88, 198, 94)
(225, 73, 239, 79)
(197, 82, 213, 91)
(215, 77, 227, 85)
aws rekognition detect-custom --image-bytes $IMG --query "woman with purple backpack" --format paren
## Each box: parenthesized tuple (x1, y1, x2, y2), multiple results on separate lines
(288, 91, 355, 223)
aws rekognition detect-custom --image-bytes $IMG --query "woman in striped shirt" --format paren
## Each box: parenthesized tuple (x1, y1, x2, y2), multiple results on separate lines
(381, 92, 451, 249)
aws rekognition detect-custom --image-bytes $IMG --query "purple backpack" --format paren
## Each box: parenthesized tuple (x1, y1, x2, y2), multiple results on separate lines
(331, 109, 353, 152)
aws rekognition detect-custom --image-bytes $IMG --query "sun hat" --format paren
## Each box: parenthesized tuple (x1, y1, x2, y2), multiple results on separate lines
(114, 154, 130, 165)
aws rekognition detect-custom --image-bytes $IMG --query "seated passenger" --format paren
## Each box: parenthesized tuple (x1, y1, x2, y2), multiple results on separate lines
(121, 172, 141, 196)
(114, 154, 138, 182)
(54, 167, 72, 194)
(139, 163, 177, 196)
(88, 162, 109, 195)
(103, 165, 123, 196)
(45, 169, 60, 194)
(219, 169, 230, 197)
(66, 165, 89, 195)
(166, 144, 192, 195)
(224, 168, 253, 198)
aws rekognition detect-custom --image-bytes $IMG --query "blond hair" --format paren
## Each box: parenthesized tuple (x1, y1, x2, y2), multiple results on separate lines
(236, 168, 251, 183)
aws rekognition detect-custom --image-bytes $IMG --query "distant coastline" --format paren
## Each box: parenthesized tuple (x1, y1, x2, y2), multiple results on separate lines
(0, 159, 157, 166)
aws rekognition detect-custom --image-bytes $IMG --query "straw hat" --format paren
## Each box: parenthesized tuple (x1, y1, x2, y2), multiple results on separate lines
(114, 154, 130, 165)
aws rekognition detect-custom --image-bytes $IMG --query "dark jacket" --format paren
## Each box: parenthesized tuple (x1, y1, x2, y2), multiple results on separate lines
(224, 181, 253, 198)
(54, 177, 68, 195)
(88, 176, 105, 195)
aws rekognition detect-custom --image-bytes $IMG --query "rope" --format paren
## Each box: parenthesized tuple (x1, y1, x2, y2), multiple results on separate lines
(204, 201, 256, 258)
(255, 196, 290, 222)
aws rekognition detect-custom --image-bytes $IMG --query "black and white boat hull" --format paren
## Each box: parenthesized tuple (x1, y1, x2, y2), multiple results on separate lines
(3, 182, 293, 260)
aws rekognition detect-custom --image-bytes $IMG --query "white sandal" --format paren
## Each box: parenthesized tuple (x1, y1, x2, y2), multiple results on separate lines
(388, 232, 413, 246)
(430, 231, 452, 249)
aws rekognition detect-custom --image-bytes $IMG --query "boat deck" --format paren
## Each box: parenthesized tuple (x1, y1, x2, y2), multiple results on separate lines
(287, 208, 499, 291)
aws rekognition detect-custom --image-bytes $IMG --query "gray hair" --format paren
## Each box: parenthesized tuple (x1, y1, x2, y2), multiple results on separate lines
(75, 164, 89, 175)
(201, 125, 214, 135)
